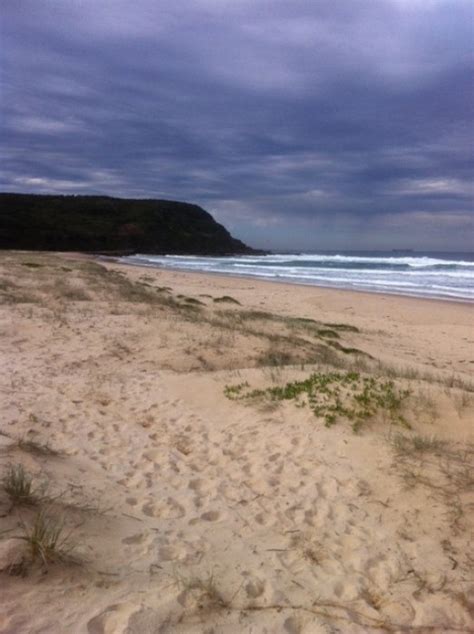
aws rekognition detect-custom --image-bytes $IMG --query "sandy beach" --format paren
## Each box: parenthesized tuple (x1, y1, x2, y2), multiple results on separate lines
(1, 251, 473, 633)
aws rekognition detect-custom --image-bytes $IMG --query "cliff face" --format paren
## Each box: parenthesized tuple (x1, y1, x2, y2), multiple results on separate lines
(0, 193, 259, 255)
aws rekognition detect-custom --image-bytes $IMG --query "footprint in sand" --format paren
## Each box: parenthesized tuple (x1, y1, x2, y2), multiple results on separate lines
(188, 477, 206, 492)
(283, 615, 305, 634)
(333, 578, 365, 601)
(87, 603, 139, 634)
(142, 497, 185, 518)
(255, 512, 273, 527)
(157, 544, 188, 561)
(143, 448, 160, 462)
(121, 532, 146, 545)
(200, 510, 221, 522)
(244, 577, 266, 599)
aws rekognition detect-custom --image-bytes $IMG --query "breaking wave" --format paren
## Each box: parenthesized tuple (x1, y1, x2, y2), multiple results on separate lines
(121, 252, 474, 302)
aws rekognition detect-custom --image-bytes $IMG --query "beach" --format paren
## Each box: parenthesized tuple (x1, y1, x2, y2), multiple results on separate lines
(121, 252, 474, 303)
(1, 251, 473, 633)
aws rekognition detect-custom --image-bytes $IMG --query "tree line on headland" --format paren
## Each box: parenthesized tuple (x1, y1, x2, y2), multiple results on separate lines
(0, 193, 261, 255)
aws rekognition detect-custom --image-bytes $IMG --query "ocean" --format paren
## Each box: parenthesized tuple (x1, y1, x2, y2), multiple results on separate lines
(121, 251, 474, 302)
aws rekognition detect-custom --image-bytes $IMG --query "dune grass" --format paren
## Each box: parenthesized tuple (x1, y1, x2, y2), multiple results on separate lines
(391, 433, 444, 456)
(213, 295, 241, 305)
(14, 509, 76, 567)
(2, 464, 43, 507)
(17, 438, 62, 458)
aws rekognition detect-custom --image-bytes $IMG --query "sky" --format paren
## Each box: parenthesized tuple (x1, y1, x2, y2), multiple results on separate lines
(1, 0, 473, 251)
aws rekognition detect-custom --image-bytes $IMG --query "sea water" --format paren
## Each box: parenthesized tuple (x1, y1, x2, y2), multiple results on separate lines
(121, 251, 474, 302)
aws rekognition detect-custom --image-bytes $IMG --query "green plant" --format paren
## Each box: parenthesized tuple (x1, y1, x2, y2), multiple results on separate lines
(213, 295, 241, 305)
(225, 371, 411, 432)
(293, 317, 318, 325)
(257, 350, 295, 367)
(0, 281, 39, 304)
(2, 464, 41, 507)
(392, 433, 443, 456)
(327, 341, 369, 356)
(452, 390, 474, 415)
(317, 329, 340, 339)
(15, 510, 75, 566)
(17, 438, 61, 457)
(53, 280, 91, 301)
(323, 322, 360, 333)
(176, 571, 237, 612)
(224, 382, 250, 398)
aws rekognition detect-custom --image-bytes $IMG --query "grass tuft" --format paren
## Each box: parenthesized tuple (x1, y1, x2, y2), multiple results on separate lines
(213, 295, 241, 305)
(327, 341, 370, 356)
(53, 280, 91, 301)
(178, 571, 234, 612)
(317, 329, 340, 339)
(0, 278, 39, 304)
(257, 350, 295, 367)
(21, 262, 44, 269)
(17, 438, 61, 457)
(2, 464, 42, 507)
(392, 433, 443, 456)
(323, 322, 360, 333)
(15, 510, 76, 566)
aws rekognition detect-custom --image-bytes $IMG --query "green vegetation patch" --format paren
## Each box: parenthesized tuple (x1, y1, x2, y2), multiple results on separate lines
(21, 262, 45, 269)
(327, 340, 369, 356)
(0, 277, 39, 304)
(323, 322, 360, 333)
(256, 350, 296, 367)
(213, 295, 241, 304)
(0, 193, 255, 255)
(53, 280, 91, 301)
(293, 317, 318, 325)
(15, 510, 77, 567)
(17, 438, 61, 457)
(317, 329, 340, 339)
(2, 464, 44, 507)
(392, 433, 443, 456)
(225, 371, 411, 432)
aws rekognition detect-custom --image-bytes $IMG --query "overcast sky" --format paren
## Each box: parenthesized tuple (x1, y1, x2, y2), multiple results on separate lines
(1, 0, 473, 250)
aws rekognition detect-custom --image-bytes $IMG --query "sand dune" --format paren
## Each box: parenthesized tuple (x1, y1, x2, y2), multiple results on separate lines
(0, 252, 473, 633)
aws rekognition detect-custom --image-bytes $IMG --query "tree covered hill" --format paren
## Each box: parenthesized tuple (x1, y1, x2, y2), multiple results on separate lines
(0, 193, 259, 255)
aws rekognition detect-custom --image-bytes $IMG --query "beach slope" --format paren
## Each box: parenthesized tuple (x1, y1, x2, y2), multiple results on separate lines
(0, 251, 473, 633)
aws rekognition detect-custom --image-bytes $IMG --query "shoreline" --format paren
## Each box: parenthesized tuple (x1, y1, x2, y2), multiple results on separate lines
(107, 253, 473, 381)
(113, 256, 474, 306)
(111, 255, 474, 308)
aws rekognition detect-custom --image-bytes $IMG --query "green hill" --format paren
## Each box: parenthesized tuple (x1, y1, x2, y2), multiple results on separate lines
(0, 193, 260, 255)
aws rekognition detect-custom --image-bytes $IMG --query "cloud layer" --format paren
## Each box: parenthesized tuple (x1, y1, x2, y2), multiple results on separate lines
(2, 0, 473, 249)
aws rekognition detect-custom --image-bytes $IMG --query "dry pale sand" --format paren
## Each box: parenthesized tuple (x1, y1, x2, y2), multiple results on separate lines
(0, 251, 473, 633)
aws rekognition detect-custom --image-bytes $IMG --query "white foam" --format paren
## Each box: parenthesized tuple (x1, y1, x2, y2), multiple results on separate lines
(122, 253, 474, 302)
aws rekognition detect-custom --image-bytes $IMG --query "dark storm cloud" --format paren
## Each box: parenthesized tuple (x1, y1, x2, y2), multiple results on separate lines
(1, 0, 473, 249)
